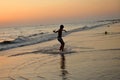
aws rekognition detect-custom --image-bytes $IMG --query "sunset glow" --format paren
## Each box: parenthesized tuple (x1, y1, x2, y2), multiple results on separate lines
(0, 0, 120, 25)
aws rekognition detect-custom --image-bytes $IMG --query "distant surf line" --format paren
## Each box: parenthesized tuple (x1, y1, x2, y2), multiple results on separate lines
(0, 23, 110, 51)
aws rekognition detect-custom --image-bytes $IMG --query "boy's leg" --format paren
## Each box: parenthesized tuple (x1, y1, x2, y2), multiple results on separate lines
(61, 42, 65, 51)
(58, 37, 65, 51)
(61, 40, 65, 51)
(59, 45, 62, 51)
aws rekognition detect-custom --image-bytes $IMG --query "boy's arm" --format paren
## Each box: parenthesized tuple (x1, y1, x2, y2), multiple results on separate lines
(63, 29, 67, 32)
(53, 30, 58, 33)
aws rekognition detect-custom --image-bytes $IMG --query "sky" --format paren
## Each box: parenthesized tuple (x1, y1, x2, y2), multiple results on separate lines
(0, 0, 120, 26)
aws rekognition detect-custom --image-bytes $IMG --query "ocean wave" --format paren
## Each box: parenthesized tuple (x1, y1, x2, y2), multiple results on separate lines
(0, 23, 109, 51)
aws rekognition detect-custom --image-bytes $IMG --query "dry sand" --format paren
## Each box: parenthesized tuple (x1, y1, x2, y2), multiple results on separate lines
(0, 23, 120, 80)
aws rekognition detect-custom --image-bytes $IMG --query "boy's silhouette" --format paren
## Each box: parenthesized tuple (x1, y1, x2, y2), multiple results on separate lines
(53, 25, 67, 51)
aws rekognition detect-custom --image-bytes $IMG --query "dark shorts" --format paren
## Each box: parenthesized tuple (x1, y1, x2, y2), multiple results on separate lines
(57, 37, 64, 44)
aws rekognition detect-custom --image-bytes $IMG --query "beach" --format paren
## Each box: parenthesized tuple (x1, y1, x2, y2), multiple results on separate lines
(0, 23, 120, 80)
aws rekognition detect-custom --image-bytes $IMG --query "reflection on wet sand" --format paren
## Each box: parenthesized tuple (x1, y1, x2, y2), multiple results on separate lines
(60, 54, 69, 80)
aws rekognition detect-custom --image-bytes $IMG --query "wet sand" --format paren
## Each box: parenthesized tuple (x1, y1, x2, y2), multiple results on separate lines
(0, 23, 120, 80)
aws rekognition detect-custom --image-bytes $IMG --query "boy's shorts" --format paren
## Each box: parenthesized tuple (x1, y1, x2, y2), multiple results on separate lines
(57, 37, 64, 44)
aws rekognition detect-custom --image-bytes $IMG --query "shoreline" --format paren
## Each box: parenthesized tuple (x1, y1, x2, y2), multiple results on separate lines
(0, 22, 115, 51)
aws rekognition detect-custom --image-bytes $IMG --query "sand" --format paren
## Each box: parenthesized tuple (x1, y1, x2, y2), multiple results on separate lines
(0, 23, 120, 80)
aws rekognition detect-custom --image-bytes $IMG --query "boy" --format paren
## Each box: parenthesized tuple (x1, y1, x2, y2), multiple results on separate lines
(53, 25, 67, 51)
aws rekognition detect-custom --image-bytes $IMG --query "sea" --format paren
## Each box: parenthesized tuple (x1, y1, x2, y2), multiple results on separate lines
(0, 21, 113, 51)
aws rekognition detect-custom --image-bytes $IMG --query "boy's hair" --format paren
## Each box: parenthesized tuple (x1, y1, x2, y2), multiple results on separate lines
(60, 25, 64, 29)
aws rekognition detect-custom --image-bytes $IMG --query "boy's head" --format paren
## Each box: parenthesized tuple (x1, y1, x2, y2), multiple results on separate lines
(60, 25, 64, 29)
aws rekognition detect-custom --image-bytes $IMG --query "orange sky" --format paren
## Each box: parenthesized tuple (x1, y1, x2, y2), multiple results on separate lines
(0, 0, 120, 25)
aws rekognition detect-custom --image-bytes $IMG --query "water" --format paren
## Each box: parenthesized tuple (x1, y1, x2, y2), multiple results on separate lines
(0, 21, 110, 51)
